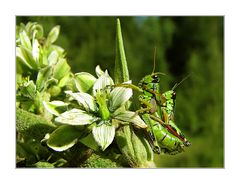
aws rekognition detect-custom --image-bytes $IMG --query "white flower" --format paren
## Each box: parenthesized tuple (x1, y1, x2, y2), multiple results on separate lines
(44, 65, 146, 151)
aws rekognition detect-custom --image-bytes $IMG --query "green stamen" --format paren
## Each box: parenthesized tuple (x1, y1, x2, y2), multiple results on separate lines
(95, 91, 110, 120)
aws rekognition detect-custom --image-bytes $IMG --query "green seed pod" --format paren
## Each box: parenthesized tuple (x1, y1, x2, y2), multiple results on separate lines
(115, 125, 155, 168)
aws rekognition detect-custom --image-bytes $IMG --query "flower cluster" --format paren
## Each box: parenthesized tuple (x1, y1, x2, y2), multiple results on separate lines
(44, 65, 146, 151)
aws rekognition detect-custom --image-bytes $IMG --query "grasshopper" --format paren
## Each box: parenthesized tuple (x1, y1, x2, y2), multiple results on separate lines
(136, 72, 191, 154)
(113, 48, 191, 154)
(160, 75, 191, 147)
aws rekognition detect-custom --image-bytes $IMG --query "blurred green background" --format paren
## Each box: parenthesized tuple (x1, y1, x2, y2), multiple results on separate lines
(16, 16, 224, 168)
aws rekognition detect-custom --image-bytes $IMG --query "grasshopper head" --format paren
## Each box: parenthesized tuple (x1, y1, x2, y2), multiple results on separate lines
(139, 72, 164, 86)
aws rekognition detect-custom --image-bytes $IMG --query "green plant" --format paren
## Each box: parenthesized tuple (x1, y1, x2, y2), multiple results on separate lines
(16, 22, 72, 118)
(43, 65, 147, 151)
(16, 18, 191, 168)
(16, 19, 156, 168)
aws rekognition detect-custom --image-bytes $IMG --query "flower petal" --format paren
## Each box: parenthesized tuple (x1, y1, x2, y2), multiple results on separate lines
(55, 108, 97, 125)
(48, 50, 59, 65)
(114, 111, 147, 128)
(74, 72, 96, 93)
(65, 90, 97, 112)
(53, 58, 71, 80)
(109, 80, 132, 111)
(43, 100, 68, 116)
(92, 70, 114, 96)
(95, 65, 105, 77)
(92, 123, 115, 151)
(32, 38, 40, 62)
(36, 66, 51, 91)
(19, 30, 31, 49)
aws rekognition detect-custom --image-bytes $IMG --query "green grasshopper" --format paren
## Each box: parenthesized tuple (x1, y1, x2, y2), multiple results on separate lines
(160, 75, 191, 147)
(115, 71, 190, 154)
(161, 74, 191, 122)
(114, 48, 191, 154)
(136, 72, 191, 154)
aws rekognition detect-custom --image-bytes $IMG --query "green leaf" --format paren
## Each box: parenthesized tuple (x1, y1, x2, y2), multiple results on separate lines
(16, 55, 32, 74)
(21, 80, 37, 99)
(53, 58, 71, 80)
(17, 141, 44, 165)
(16, 142, 29, 163)
(47, 25, 60, 44)
(43, 101, 68, 116)
(45, 78, 58, 90)
(16, 46, 38, 70)
(34, 161, 54, 168)
(58, 74, 70, 88)
(114, 19, 129, 84)
(53, 158, 67, 167)
(55, 108, 97, 125)
(38, 46, 48, 67)
(92, 124, 115, 151)
(36, 66, 52, 91)
(79, 133, 99, 151)
(47, 125, 81, 152)
(48, 50, 59, 65)
(74, 72, 96, 93)
(31, 24, 44, 39)
(49, 45, 65, 55)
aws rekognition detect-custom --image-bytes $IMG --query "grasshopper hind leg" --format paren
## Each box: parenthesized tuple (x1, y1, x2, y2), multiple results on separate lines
(142, 114, 161, 154)
(153, 145, 161, 154)
(144, 130, 161, 154)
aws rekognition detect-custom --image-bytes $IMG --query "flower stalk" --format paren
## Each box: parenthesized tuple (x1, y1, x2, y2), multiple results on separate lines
(113, 19, 155, 168)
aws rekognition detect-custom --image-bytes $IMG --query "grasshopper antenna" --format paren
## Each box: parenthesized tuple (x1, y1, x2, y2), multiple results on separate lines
(151, 46, 157, 74)
(151, 47, 166, 76)
(172, 73, 192, 90)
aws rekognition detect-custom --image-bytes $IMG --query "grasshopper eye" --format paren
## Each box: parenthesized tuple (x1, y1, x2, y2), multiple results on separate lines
(172, 91, 176, 99)
(152, 75, 160, 83)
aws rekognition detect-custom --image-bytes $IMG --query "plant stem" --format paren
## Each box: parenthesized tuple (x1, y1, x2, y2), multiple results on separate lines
(114, 18, 129, 84)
